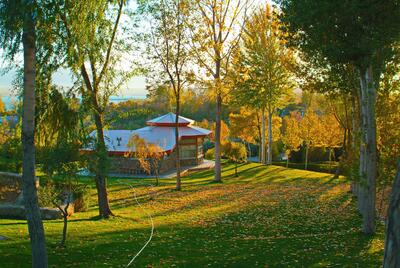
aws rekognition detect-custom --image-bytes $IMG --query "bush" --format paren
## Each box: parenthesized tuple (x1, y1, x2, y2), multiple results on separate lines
(37, 177, 90, 211)
(72, 184, 90, 212)
(223, 142, 247, 163)
(205, 148, 215, 160)
(38, 178, 57, 207)
(273, 161, 339, 174)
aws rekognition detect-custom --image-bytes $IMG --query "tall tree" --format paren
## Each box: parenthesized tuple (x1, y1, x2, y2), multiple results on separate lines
(229, 108, 261, 145)
(127, 134, 165, 186)
(56, 0, 131, 218)
(139, 0, 192, 191)
(383, 161, 400, 267)
(0, 0, 49, 266)
(299, 111, 319, 170)
(281, 112, 302, 167)
(232, 4, 294, 164)
(280, 0, 400, 234)
(319, 114, 343, 163)
(188, 0, 251, 182)
(21, 2, 49, 266)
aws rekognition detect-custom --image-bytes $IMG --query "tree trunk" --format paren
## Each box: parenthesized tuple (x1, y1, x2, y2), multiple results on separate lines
(350, 94, 360, 199)
(155, 162, 159, 186)
(383, 162, 400, 267)
(61, 210, 68, 247)
(286, 156, 289, 168)
(22, 5, 48, 267)
(214, 93, 222, 182)
(235, 163, 238, 177)
(55, 202, 70, 248)
(261, 108, 266, 164)
(358, 65, 377, 235)
(305, 145, 309, 170)
(22, 4, 49, 266)
(267, 109, 273, 165)
(175, 96, 181, 190)
(93, 112, 113, 218)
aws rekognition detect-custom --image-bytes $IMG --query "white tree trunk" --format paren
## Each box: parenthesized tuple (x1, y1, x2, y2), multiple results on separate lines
(267, 110, 273, 165)
(383, 162, 400, 267)
(175, 96, 181, 190)
(22, 2, 48, 266)
(358, 65, 377, 234)
(214, 93, 222, 182)
(261, 109, 266, 164)
(350, 95, 360, 200)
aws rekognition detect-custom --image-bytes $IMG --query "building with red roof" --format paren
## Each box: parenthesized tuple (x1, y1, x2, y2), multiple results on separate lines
(84, 113, 212, 175)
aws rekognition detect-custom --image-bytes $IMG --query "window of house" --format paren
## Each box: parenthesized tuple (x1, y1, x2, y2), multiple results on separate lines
(180, 144, 197, 159)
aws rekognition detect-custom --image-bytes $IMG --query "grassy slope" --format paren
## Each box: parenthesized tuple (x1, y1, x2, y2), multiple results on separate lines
(0, 163, 384, 267)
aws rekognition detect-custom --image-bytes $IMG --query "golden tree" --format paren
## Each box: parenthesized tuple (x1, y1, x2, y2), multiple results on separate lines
(299, 111, 320, 170)
(281, 113, 303, 167)
(229, 108, 260, 144)
(209, 120, 230, 145)
(231, 4, 295, 165)
(188, 0, 252, 182)
(126, 135, 165, 186)
(319, 114, 343, 163)
(223, 141, 247, 177)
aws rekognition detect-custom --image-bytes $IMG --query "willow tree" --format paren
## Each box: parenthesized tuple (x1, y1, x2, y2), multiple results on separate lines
(56, 0, 131, 218)
(280, 0, 400, 234)
(232, 5, 294, 164)
(138, 0, 192, 191)
(187, 0, 251, 182)
(0, 0, 48, 266)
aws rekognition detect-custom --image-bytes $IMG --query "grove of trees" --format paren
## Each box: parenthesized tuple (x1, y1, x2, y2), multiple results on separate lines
(0, 0, 399, 266)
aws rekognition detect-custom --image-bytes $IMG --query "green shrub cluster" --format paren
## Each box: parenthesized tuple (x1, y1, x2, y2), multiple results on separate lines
(38, 177, 90, 211)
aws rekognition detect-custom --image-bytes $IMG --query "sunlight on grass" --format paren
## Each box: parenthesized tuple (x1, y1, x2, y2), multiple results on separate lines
(0, 163, 384, 267)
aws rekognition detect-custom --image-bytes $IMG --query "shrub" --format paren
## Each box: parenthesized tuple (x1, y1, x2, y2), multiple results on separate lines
(38, 178, 57, 207)
(38, 177, 90, 211)
(223, 142, 247, 176)
(272, 161, 339, 174)
(205, 148, 215, 160)
(72, 184, 90, 212)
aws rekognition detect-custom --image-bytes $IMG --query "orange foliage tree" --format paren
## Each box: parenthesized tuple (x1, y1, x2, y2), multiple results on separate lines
(126, 135, 165, 186)
(229, 108, 261, 145)
(299, 112, 320, 170)
(281, 112, 303, 167)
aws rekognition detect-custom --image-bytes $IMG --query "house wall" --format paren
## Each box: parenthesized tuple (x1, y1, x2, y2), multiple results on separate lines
(108, 152, 177, 175)
(108, 137, 206, 175)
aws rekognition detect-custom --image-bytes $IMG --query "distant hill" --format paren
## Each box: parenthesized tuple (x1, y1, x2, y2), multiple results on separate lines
(0, 95, 148, 111)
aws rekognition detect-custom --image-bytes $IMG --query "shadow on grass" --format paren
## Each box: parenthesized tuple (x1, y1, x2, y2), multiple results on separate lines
(2, 200, 383, 268)
(0, 164, 384, 268)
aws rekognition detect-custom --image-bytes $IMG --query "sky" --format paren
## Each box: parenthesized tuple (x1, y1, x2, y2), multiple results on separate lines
(0, 0, 271, 98)
(0, 68, 147, 97)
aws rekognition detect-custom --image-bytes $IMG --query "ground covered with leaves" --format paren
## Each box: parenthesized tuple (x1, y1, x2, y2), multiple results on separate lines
(0, 163, 384, 267)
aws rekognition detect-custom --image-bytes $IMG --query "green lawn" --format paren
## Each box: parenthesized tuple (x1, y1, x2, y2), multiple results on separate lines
(0, 163, 384, 267)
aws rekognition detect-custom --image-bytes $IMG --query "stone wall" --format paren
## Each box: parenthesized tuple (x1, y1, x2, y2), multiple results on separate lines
(0, 172, 63, 220)
(159, 152, 177, 173)
(108, 151, 204, 176)
(0, 172, 39, 203)
(109, 157, 144, 175)
(109, 152, 177, 175)
(0, 204, 63, 220)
